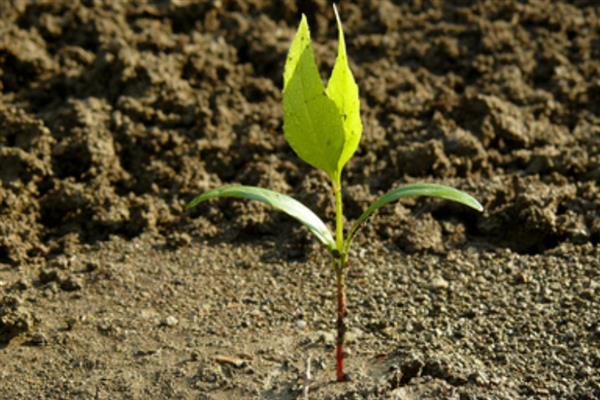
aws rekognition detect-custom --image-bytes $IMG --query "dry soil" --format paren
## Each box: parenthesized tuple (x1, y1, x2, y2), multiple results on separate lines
(1, 1, 599, 399)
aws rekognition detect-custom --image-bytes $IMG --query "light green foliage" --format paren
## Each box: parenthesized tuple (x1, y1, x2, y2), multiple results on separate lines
(282, 7, 361, 179)
(345, 183, 483, 250)
(283, 15, 345, 178)
(187, 185, 335, 249)
(326, 5, 362, 172)
(188, 8, 483, 254)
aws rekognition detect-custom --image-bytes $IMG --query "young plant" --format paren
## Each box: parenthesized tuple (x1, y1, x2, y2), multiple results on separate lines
(187, 6, 483, 382)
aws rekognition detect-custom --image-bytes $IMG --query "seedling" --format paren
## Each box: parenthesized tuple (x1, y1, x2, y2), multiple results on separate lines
(187, 6, 483, 382)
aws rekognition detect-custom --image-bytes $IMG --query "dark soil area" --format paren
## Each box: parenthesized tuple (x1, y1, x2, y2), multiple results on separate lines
(1, 0, 599, 398)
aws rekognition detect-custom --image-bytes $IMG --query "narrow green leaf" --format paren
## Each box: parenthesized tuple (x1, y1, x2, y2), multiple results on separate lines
(345, 183, 483, 250)
(187, 185, 335, 250)
(283, 15, 345, 178)
(326, 4, 362, 171)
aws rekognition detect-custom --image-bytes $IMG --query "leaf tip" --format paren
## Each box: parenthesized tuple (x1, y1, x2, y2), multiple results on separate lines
(299, 13, 309, 30)
(185, 198, 200, 210)
(333, 3, 341, 25)
(333, 4, 345, 40)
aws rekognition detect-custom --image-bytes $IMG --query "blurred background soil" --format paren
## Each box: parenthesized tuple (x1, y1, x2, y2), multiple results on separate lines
(0, 0, 599, 398)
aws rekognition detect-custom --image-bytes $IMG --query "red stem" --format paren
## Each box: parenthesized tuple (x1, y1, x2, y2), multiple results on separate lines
(335, 265, 346, 382)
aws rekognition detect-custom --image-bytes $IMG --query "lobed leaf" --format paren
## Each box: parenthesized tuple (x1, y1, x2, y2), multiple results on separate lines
(326, 4, 362, 172)
(283, 15, 345, 178)
(345, 183, 483, 250)
(187, 185, 335, 250)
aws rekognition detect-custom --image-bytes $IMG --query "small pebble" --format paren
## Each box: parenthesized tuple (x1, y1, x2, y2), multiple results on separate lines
(295, 319, 307, 330)
(430, 276, 449, 290)
(345, 328, 363, 344)
(165, 315, 179, 327)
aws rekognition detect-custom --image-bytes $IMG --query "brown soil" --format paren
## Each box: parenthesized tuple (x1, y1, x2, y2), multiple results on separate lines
(1, 0, 599, 398)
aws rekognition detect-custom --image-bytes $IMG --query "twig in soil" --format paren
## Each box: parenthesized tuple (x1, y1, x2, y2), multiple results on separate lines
(303, 355, 312, 400)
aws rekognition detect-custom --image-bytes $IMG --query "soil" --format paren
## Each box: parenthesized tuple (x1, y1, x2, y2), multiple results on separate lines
(1, 0, 599, 398)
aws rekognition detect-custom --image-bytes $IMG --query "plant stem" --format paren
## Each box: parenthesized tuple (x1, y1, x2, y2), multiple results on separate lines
(332, 173, 347, 382)
(333, 175, 344, 251)
(335, 258, 346, 382)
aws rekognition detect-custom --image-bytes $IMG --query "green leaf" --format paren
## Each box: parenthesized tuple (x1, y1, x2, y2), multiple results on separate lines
(326, 4, 362, 171)
(187, 185, 335, 250)
(283, 15, 345, 178)
(345, 183, 483, 250)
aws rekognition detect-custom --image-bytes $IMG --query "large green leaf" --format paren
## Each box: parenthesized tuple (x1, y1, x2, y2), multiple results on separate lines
(283, 15, 345, 178)
(187, 185, 335, 250)
(345, 183, 483, 249)
(326, 4, 362, 171)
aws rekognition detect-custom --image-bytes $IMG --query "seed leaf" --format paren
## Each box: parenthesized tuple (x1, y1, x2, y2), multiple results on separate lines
(326, 4, 362, 172)
(187, 185, 335, 250)
(283, 15, 345, 178)
(345, 183, 483, 249)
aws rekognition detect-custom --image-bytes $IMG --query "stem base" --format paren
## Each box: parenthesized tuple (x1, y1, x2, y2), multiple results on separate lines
(335, 262, 346, 382)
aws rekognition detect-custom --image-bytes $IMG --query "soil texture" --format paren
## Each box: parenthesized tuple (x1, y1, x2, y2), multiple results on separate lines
(1, 0, 599, 399)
